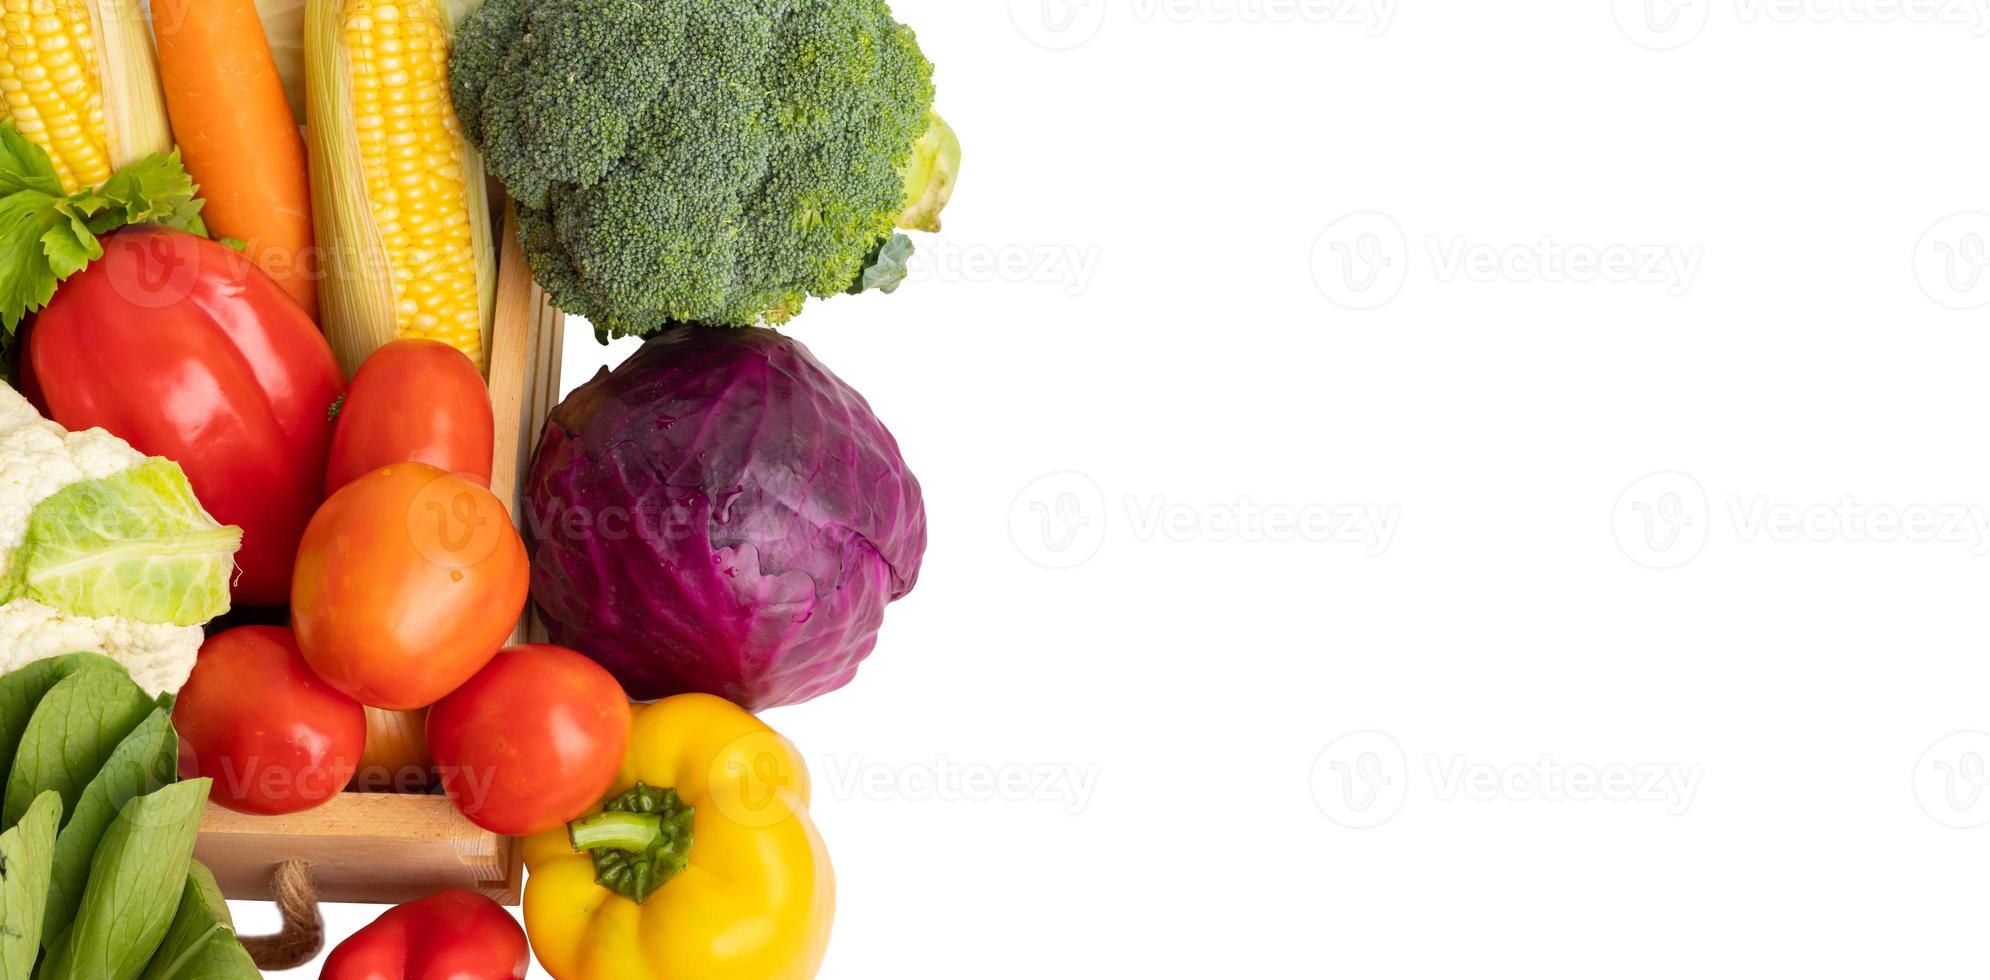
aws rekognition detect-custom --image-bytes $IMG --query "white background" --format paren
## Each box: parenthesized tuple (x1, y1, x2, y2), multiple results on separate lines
(255, 0, 1990, 975)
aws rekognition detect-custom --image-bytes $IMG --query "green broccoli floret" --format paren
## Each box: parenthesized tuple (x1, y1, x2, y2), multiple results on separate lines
(449, 0, 954, 338)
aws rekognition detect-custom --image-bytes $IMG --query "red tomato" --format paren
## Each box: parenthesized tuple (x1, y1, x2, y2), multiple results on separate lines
(327, 339, 495, 494)
(173, 626, 366, 815)
(427, 645, 631, 836)
(30, 227, 344, 606)
(320, 889, 528, 980)
(292, 463, 529, 710)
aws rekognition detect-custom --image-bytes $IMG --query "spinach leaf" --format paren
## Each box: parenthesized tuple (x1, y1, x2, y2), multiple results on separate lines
(40, 779, 208, 980)
(0, 654, 118, 792)
(0, 791, 58, 980)
(136, 863, 257, 980)
(1, 666, 151, 829)
(40, 707, 176, 948)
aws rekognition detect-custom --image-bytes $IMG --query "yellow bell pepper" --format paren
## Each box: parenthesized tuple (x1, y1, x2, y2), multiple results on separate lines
(523, 694, 836, 980)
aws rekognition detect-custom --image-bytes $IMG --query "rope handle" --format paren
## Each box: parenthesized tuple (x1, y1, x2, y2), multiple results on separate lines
(239, 860, 326, 971)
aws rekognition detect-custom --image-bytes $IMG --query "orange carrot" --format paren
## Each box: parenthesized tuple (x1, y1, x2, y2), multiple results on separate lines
(151, 0, 318, 319)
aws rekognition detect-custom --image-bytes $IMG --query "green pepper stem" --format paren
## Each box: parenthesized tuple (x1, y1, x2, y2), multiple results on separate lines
(570, 812, 663, 854)
(570, 782, 696, 904)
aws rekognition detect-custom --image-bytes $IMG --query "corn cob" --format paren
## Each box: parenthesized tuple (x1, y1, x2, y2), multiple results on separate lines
(0, 0, 170, 191)
(306, 0, 493, 376)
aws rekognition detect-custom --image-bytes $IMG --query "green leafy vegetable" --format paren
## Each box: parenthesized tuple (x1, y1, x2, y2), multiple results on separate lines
(137, 863, 258, 980)
(0, 119, 207, 333)
(0, 190, 65, 329)
(42, 707, 177, 947)
(86, 155, 207, 236)
(0, 791, 59, 980)
(1, 666, 153, 829)
(3, 459, 243, 627)
(846, 234, 916, 296)
(0, 125, 60, 199)
(40, 779, 208, 980)
(0, 661, 221, 979)
(0, 654, 118, 789)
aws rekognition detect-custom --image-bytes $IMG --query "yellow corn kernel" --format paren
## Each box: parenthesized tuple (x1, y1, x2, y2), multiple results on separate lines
(346, 0, 481, 361)
(2, 0, 106, 189)
(308, 0, 494, 377)
(0, 0, 166, 191)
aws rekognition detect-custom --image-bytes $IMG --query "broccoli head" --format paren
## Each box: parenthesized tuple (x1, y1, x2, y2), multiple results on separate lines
(449, 0, 952, 337)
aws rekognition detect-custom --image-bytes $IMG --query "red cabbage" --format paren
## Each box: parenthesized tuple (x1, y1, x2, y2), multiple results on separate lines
(524, 326, 926, 709)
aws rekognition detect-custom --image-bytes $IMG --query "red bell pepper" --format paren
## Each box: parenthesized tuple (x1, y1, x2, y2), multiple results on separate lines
(28, 226, 344, 606)
(320, 889, 530, 980)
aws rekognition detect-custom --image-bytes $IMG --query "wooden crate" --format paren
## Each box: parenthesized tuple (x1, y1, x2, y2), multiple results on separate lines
(193, 209, 564, 905)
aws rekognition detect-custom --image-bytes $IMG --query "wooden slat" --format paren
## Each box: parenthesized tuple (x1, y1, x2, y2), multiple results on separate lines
(194, 795, 520, 904)
(487, 203, 538, 527)
(517, 251, 566, 646)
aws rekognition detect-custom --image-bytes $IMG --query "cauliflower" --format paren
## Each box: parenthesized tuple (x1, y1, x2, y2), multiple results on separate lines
(0, 598, 203, 696)
(0, 384, 241, 695)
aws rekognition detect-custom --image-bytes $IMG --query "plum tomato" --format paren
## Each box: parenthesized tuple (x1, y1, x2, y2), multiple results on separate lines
(327, 339, 495, 494)
(292, 462, 529, 710)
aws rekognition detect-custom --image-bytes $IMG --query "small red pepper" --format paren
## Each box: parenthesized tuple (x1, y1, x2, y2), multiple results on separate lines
(319, 889, 529, 980)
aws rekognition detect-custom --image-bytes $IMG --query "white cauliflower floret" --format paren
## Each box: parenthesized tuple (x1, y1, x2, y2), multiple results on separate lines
(0, 384, 204, 694)
(0, 386, 144, 555)
(0, 598, 201, 696)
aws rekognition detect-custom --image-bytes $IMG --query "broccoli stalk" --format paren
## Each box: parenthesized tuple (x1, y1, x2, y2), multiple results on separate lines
(448, 0, 957, 339)
(896, 111, 960, 234)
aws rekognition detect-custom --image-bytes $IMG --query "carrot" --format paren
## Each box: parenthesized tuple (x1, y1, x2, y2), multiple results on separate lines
(151, 0, 318, 319)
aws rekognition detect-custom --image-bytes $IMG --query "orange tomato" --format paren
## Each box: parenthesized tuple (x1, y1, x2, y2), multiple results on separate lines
(327, 339, 495, 494)
(292, 463, 529, 710)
